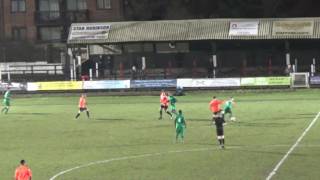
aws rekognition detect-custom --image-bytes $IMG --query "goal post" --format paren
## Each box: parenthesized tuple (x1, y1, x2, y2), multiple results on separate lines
(290, 72, 310, 88)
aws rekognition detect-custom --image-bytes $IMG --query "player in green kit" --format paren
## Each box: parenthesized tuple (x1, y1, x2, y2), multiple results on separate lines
(1, 89, 11, 114)
(168, 93, 177, 116)
(222, 97, 235, 121)
(175, 110, 187, 143)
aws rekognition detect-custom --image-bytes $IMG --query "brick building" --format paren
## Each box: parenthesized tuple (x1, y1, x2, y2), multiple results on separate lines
(1, 0, 36, 41)
(0, 0, 124, 65)
(0, 0, 124, 42)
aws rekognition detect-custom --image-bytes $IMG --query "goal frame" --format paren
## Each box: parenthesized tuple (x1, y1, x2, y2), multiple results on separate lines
(290, 72, 310, 88)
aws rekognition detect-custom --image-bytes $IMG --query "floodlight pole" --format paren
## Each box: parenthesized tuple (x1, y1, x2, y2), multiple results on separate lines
(285, 41, 290, 66)
(95, 62, 99, 78)
(7, 65, 10, 82)
(73, 58, 76, 80)
(89, 68, 93, 80)
(70, 68, 74, 81)
(141, 56, 146, 79)
(313, 58, 316, 74)
(77, 55, 82, 79)
(286, 53, 290, 66)
(311, 64, 315, 77)
(213, 55, 217, 78)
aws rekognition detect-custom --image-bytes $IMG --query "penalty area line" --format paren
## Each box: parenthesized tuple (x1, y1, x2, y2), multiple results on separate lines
(266, 111, 320, 180)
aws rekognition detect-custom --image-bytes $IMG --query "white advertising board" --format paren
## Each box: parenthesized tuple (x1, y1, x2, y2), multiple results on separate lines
(177, 78, 241, 88)
(69, 23, 111, 40)
(229, 21, 259, 36)
(272, 20, 314, 36)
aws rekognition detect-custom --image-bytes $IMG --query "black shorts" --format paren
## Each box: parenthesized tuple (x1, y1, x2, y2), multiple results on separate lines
(161, 105, 168, 110)
(79, 108, 87, 112)
(224, 108, 232, 114)
(216, 127, 224, 136)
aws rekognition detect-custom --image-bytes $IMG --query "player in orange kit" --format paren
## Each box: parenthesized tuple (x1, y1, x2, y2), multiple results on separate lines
(209, 96, 224, 114)
(159, 90, 173, 120)
(14, 160, 32, 180)
(75, 93, 90, 119)
(209, 96, 225, 124)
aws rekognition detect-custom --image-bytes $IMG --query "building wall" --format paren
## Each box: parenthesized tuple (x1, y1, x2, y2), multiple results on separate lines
(2, 0, 37, 41)
(2, 0, 124, 42)
(87, 0, 124, 22)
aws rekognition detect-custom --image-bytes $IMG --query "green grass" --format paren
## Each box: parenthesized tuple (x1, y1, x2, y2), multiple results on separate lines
(1, 89, 320, 180)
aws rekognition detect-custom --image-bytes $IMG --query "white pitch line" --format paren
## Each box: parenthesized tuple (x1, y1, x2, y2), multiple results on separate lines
(50, 147, 241, 180)
(49, 124, 320, 180)
(266, 111, 320, 180)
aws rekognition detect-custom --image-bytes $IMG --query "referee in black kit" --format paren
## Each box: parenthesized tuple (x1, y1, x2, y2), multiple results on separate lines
(213, 110, 226, 149)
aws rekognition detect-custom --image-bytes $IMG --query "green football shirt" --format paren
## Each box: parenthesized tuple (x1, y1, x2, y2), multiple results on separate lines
(175, 114, 185, 127)
(4, 91, 10, 100)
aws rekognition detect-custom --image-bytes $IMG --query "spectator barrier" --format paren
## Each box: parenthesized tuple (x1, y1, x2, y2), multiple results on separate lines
(240, 77, 291, 86)
(310, 76, 320, 85)
(0, 82, 27, 91)
(1, 76, 292, 92)
(131, 79, 176, 88)
(177, 78, 240, 88)
(83, 80, 130, 90)
(27, 81, 82, 91)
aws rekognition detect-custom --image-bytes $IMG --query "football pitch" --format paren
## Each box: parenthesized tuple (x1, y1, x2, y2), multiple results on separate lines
(1, 89, 320, 180)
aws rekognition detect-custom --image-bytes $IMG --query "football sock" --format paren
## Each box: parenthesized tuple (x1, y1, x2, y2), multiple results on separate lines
(75, 113, 80, 119)
(167, 111, 172, 117)
(218, 139, 222, 145)
(222, 139, 225, 145)
(2, 107, 8, 114)
(86, 111, 90, 118)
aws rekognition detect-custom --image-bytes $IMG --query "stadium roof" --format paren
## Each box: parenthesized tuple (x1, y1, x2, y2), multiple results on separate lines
(68, 17, 320, 45)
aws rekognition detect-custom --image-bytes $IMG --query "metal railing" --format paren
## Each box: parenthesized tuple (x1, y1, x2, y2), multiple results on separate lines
(2, 64, 63, 75)
(0, 64, 64, 81)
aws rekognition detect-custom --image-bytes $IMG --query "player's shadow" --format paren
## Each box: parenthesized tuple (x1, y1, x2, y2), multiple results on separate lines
(188, 118, 210, 122)
(235, 148, 311, 157)
(245, 115, 314, 123)
(103, 142, 167, 148)
(297, 113, 317, 116)
(11, 112, 52, 115)
(235, 121, 294, 127)
(94, 118, 128, 121)
(135, 124, 171, 129)
(191, 143, 318, 157)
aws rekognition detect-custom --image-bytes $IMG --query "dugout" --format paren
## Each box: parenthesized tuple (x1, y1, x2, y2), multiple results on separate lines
(67, 17, 320, 80)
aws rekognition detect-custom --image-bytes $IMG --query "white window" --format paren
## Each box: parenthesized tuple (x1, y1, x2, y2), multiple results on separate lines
(67, 0, 87, 10)
(39, 27, 62, 41)
(97, 0, 111, 9)
(11, 0, 26, 12)
(39, 0, 60, 11)
(12, 27, 27, 40)
(39, 0, 60, 19)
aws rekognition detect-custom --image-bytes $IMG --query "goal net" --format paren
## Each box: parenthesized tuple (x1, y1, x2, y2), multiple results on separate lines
(290, 72, 310, 88)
